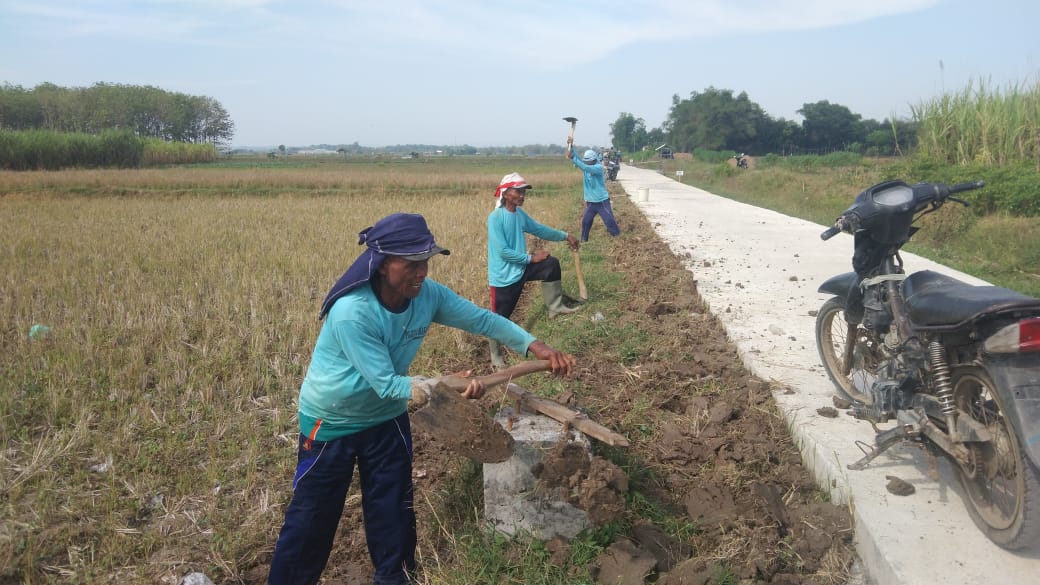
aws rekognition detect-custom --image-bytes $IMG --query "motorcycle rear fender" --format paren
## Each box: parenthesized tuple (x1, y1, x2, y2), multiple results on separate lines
(983, 355, 1040, 470)
(818, 272, 858, 300)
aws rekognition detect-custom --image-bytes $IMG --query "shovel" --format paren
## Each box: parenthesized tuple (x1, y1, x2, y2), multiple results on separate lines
(410, 360, 552, 463)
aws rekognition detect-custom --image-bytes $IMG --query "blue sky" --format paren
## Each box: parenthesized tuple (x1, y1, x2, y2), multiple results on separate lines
(1, 0, 1036, 149)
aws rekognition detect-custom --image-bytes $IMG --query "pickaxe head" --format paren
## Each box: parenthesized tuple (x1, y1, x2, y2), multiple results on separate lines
(563, 116, 578, 127)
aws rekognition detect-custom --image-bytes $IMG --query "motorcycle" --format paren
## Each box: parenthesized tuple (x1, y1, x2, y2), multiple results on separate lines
(815, 179, 1040, 549)
(605, 153, 620, 181)
(735, 154, 748, 169)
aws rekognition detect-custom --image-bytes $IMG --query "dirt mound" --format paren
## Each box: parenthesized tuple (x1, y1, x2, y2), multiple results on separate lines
(525, 198, 854, 583)
(534, 440, 629, 527)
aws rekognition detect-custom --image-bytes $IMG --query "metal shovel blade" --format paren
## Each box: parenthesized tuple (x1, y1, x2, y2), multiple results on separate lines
(410, 360, 552, 463)
(411, 382, 515, 463)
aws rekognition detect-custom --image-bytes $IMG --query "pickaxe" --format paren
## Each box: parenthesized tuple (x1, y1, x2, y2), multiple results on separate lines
(563, 116, 578, 148)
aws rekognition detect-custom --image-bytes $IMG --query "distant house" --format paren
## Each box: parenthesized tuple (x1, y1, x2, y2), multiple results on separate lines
(655, 144, 674, 159)
(297, 148, 339, 156)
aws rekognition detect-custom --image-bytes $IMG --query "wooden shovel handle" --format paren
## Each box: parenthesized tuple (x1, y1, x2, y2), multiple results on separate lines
(571, 249, 588, 300)
(437, 360, 552, 393)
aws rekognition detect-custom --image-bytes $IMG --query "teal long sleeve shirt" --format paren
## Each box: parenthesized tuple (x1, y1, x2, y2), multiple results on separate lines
(570, 156, 609, 203)
(487, 206, 568, 288)
(297, 278, 537, 440)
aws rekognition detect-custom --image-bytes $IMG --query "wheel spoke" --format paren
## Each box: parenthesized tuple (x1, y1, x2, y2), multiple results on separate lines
(819, 304, 878, 403)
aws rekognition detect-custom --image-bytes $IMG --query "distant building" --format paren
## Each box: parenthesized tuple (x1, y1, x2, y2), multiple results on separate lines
(297, 148, 339, 156)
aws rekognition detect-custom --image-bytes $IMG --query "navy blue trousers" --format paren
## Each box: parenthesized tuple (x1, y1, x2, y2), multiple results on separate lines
(581, 199, 621, 241)
(268, 412, 416, 585)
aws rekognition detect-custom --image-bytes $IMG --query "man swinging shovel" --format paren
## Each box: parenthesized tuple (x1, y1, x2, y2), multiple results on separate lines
(487, 171, 586, 368)
(268, 212, 575, 585)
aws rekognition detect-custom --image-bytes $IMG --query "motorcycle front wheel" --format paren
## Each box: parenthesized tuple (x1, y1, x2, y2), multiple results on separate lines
(814, 297, 880, 405)
(953, 366, 1040, 549)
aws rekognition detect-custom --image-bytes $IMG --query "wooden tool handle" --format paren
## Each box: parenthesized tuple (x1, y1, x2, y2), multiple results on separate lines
(437, 360, 552, 392)
(571, 249, 588, 300)
(477, 359, 552, 387)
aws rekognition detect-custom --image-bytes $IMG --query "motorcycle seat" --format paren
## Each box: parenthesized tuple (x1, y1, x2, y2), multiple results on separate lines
(903, 270, 1040, 327)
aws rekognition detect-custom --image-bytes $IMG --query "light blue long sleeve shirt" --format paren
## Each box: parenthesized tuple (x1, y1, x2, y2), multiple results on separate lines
(570, 156, 609, 203)
(487, 206, 568, 288)
(298, 278, 537, 440)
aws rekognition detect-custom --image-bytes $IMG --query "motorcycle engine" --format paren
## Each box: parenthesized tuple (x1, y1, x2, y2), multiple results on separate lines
(853, 351, 921, 422)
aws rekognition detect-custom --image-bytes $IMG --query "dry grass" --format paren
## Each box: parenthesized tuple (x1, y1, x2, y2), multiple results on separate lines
(0, 158, 584, 583)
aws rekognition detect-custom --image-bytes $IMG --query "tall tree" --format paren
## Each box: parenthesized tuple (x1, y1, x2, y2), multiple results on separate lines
(0, 83, 42, 129)
(610, 112, 647, 153)
(664, 87, 764, 153)
(797, 100, 864, 153)
(755, 117, 803, 156)
(0, 82, 235, 145)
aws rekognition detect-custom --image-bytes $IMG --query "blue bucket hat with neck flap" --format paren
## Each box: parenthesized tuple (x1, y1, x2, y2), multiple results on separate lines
(318, 213, 449, 320)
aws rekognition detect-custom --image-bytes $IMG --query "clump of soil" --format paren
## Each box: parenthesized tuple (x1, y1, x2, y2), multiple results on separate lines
(534, 440, 629, 527)
(410, 381, 514, 463)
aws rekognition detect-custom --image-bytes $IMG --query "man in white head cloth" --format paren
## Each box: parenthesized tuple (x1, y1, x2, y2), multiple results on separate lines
(486, 172, 583, 368)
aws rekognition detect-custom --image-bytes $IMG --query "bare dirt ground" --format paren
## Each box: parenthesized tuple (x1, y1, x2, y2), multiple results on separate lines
(246, 193, 855, 584)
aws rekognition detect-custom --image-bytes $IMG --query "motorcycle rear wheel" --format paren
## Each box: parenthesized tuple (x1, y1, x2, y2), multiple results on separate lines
(952, 367, 1040, 549)
(814, 297, 880, 405)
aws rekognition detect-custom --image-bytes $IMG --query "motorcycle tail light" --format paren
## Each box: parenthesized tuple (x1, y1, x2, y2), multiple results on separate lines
(1022, 318, 1040, 351)
(984, 317, 1040, 353)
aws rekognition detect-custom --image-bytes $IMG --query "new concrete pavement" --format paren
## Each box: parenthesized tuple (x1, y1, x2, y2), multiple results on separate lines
(616, 165, 1040, 585)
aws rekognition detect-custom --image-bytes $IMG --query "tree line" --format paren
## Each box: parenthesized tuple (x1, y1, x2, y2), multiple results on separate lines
(0, 82, 234, 145)
(611, 87, 914, 157)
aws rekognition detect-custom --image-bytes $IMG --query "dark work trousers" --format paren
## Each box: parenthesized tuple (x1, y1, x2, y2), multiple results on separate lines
(490, 256, 562, 319)
(268, 412, 416, 585)
(580, 199, 621, 241)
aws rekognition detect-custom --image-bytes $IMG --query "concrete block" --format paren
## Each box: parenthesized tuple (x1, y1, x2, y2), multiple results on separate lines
(483, 406, 591, 540)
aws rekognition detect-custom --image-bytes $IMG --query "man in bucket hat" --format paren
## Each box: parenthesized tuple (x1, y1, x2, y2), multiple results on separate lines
(487, 172, 583, 369)
(268, 212, 574, 585)
(566, 136, 621, 241)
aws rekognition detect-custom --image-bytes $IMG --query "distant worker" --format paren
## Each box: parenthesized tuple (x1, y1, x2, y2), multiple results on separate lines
(487, 172, 583, 368)
(268, 212, 575, 585)
(566, 137, 621, 241)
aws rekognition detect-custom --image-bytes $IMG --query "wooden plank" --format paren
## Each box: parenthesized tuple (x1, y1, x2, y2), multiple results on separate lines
(503, 383, 630, 447)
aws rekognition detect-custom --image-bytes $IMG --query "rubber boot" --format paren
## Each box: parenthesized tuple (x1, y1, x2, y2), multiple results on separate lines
(542, 281, 582, 317)
(488, 339, 506, 370)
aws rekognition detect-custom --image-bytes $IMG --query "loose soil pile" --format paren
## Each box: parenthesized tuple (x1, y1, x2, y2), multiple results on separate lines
(248, 192, 855, 584)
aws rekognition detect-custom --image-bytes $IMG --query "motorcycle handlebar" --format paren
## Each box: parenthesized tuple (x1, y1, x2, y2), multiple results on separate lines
(948, 180, 985, 194)
(820, 179, 982, 241)
(820, 220, 844, 240)
(916, 180, 984, 207)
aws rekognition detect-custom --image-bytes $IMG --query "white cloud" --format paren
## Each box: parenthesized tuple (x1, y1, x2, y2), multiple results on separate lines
(6, 0, 939, 66)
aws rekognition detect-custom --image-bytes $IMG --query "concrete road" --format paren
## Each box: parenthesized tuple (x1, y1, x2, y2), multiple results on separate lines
(617, 165, 1040, 585)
